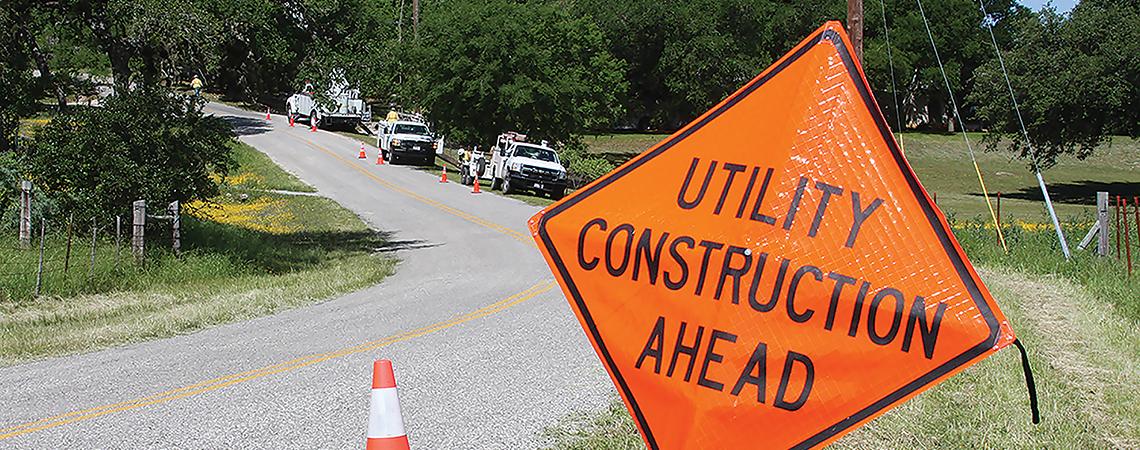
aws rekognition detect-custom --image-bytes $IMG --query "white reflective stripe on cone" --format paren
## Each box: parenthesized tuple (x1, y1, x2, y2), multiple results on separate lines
(367, 387, 406, 439)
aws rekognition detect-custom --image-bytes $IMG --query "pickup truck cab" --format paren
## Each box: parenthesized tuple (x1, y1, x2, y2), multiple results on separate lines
(376, 120, 437, 165)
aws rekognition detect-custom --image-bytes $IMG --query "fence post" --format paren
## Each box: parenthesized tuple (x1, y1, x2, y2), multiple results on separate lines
(88, 217, 97, 280)
(35, 218, 45, 297)
(1096, 192, 1109, 257)
(115, 216, 122, 264)
(64, 214, 73, 272)
(170, 200, 181, 257)
(132, 200, 146, 264)
(996, 191, 1002, 245)
(19, 180, 32, 248)
(1116, 195, 1123, 259)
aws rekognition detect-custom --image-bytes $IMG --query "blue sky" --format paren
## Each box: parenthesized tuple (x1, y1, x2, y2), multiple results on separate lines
(1018, 0, 1078, 13)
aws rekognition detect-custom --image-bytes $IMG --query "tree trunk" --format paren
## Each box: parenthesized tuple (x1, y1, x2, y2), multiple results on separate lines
(16, 23, 67, 108)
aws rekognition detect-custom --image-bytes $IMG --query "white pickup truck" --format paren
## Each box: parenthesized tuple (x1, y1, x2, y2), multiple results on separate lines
(472, 132, 567, 199)
(376, 120, 438, 165)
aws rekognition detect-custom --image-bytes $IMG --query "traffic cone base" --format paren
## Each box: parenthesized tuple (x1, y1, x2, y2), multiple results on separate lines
(310, 122, 317, 132)
(439, 165, 448, 183)
(472, 178, 481, 194)
(367, 360, 409, 450)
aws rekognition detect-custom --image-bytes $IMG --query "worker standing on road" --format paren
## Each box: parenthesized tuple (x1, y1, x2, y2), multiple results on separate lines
(190, 75, 203, 98)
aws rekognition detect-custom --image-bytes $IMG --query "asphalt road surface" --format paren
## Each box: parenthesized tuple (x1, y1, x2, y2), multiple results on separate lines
(0, 103, 614, 449)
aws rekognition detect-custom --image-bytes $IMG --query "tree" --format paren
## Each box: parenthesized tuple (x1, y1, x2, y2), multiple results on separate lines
(22, 90, 235, 220)
(405, 0, 627, 147)
(970, 0, 1140, 168)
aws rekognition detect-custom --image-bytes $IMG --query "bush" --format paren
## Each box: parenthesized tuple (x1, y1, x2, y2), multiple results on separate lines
(559, 139, 616, 188)
(21, 90, 235, 220)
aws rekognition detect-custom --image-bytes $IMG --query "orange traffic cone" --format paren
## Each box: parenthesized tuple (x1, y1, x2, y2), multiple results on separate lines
(289, 115, 295, 127)
(376, 150, 385, 165)
(358, 144, 367, 159)
(310, 121, 317, 132)
(266, 107, 271, 121)
(472, 177, 481, 194)
(366, 360, 410, 450)
(439, 164, 448, 183)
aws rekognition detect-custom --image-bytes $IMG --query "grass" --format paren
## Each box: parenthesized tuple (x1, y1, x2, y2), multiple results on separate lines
(0, 141, 394, 365)
(583, 132, 1140, 220)
(538, 227, 1140, 448)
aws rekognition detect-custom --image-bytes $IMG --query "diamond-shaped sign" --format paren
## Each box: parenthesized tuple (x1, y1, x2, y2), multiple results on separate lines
(529, 22, 1016, 449)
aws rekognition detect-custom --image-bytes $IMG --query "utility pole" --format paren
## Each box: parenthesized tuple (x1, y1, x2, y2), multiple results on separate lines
(412, 0, 420, 40)
(848, 0, 864, 65)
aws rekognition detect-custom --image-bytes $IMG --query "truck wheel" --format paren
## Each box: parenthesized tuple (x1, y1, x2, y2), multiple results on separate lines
(390, 153, 400, 165)
(549, 189, 566, 200)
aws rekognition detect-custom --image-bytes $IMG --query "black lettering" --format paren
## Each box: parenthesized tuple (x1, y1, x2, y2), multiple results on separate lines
(678, 158, 718, 210)
(746, 252, 773, 312)
(867, 288, 905, 346)
(730, 341, 768, 402)
(577, 218, 606, 271)
(808, 181, 844, 237)
(604, 224, 635, 277)
(632, 228, 670, 285)
(774, 351, 814, 411)
(902, 296, 948, 359)
(735, 167, 760, 219)
(693, 240, 725, 296)
(824, 272, 857, 330)
(847, 281, 872, 337)
(666, 322, 705, 382)
(698, 330, 737, 391)
(760, 258, 792, 312)
(782, 176, 810, 230)
(664, 236, 695, 291)
(846, 191, 884, 248)
(635, 316, 666, 373)
(713, 163, 747, 215)
(715, 246, 753, 303)
(748, 168, 777, 225)
(786, 265, 822, 323)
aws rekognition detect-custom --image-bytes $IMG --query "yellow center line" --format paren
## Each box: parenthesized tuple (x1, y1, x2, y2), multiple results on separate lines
(285, 132, 534, 244)
(0, 281, 557, 440)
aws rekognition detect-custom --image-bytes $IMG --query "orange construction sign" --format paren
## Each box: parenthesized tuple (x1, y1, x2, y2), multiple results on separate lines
(529, 22, 1016, 449)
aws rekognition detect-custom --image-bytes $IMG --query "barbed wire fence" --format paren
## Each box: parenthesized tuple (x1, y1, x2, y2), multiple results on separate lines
(2, 182, 184, 302)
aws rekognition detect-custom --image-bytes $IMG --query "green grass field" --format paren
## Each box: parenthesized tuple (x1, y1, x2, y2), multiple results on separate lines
(540, 228, 1140, 449)
(583, 133, 1140, 221)
(0, 141, 394, 365)
(542, 133, 1139, 448)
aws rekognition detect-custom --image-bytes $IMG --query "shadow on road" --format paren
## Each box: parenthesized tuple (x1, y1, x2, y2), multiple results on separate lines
(219, 115, 273, 137)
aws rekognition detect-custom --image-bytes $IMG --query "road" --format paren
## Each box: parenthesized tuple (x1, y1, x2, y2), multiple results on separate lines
(0, 103, 614, 448)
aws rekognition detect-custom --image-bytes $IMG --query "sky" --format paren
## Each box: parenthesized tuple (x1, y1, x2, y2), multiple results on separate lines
(1018, 0, 1078, 14)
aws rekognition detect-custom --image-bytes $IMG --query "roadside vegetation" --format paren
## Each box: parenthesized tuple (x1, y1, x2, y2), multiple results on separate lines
(0, 141, 394, 365)
(540, 226, 1140, 449)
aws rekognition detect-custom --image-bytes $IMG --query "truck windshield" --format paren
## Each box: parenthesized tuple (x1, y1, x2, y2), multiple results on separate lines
(515, 145, 558, 163)
(394, 124, 429, 135)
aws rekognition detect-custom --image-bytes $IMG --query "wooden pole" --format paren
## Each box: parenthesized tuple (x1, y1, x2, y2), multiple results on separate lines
(848, 0, 864, 65)
(63, 214, 73, 273)
(88, 217, 97, 280)
(1125, 198, 1132, 276)
(35, 218, 45, 297)
(1096, 192, 1109, 257)
(132, 200, 146, 264)
(1116, 195, 1122, 259)
(996, 191, 1002, 245)
(19, 180, 31, 248)
(115, 215, 122, 264)
(170, 201, 181, 257)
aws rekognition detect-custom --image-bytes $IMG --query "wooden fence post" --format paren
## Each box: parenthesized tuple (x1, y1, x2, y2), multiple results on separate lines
(35, 218, 45, 297)
(115, 216, 122, 264)
(19, 181, 32, 248)
(132, 200, 146, 264)
(170, 200, 181, 257)
(88, 217, 97, 280)
(1096, 192, 1109, 257)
